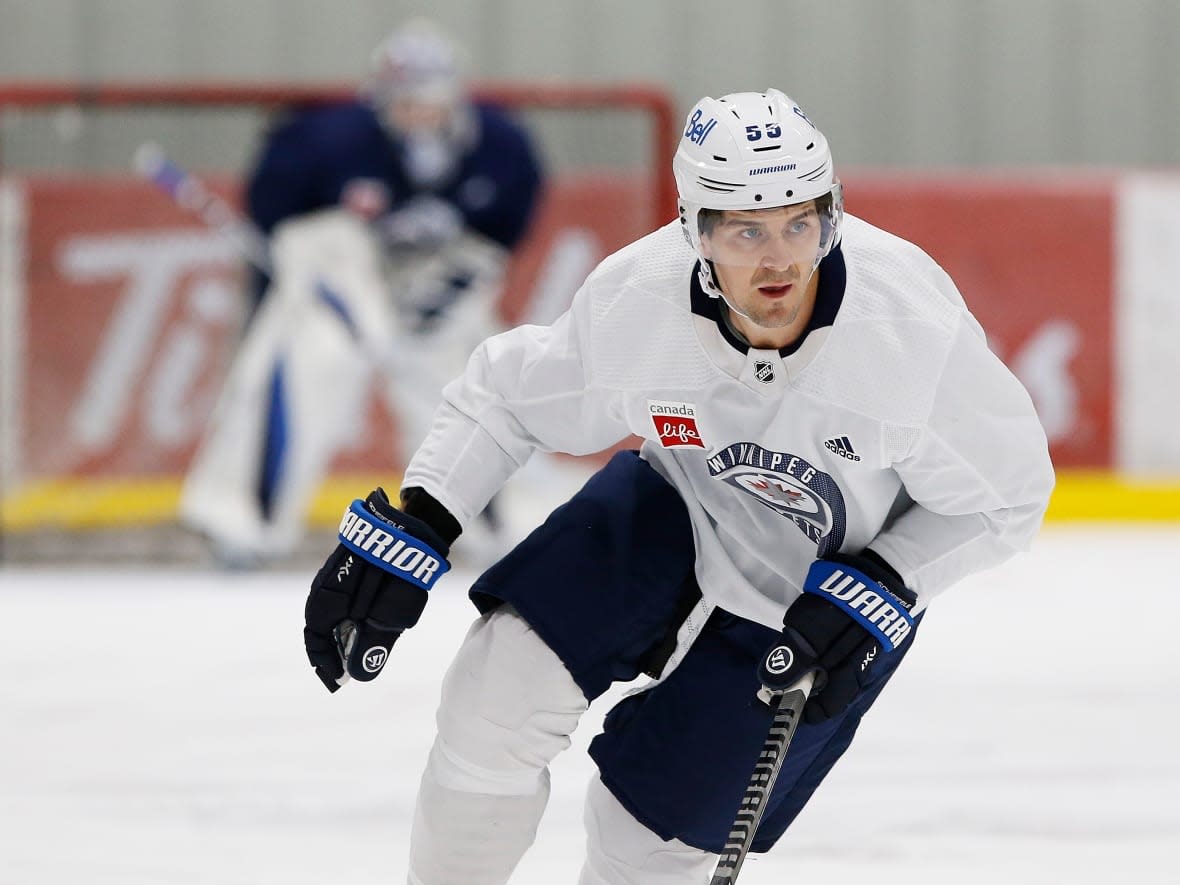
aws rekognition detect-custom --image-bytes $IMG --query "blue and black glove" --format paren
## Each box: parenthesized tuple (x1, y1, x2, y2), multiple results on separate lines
(758, 552, 917, 723)
(304, 488, 452, 692)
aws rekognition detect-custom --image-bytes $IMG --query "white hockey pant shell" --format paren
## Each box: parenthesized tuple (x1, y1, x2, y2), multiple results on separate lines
(408, 606, 716, 884)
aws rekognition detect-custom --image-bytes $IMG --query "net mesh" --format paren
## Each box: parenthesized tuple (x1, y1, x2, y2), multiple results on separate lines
(0, 82, 677, 563)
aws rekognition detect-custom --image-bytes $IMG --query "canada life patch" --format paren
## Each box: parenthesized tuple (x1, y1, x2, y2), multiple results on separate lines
(649, 400, 705, 449)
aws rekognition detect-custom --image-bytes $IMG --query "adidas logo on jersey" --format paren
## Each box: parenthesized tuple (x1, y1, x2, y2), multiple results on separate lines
(824, 436, 860, 461)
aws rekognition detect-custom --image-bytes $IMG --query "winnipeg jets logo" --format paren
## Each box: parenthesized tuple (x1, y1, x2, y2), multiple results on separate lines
(707, 442, 847, 555)
(736, 474, 819, 516)
(362, 646, 388, 673)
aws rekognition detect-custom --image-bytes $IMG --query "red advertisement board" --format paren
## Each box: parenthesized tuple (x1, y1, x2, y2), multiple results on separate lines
(843, 173, 1111, 468)
(8, 175, 652, 491)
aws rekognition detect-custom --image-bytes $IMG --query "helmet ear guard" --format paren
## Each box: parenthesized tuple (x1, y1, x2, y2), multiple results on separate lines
(673, 89, 844, 297)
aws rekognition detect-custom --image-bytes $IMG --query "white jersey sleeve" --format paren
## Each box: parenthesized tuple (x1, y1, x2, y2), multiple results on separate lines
(797, 220, 1054, 608)
(867, 307, 1055, 606)
(402, 265, 631, 527)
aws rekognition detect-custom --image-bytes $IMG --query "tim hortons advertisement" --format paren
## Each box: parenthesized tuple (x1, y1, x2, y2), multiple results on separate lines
(1, 172, 1111, 528)
(0, 174, 648, 525)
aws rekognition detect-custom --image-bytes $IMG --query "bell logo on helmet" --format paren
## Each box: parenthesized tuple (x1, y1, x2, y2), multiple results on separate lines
(362, 646, 389, 673)
(684, 108, 718, 145)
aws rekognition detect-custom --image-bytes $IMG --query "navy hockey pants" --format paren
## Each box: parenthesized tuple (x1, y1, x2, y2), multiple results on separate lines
(469, 449, 919, 855)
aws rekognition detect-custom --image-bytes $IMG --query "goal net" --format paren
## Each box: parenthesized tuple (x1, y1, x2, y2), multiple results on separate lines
(0, 81, 677, 562)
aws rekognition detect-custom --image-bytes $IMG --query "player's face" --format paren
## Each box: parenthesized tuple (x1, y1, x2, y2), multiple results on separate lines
(387, 96, 451, 137)
(700, 203, 823, 348)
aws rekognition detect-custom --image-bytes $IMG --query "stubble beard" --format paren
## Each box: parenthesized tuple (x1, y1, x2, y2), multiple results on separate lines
(744, 295, 801, 330)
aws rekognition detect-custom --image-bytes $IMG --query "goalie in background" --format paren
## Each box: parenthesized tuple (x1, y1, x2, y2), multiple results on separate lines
(179, 18, 543, 567)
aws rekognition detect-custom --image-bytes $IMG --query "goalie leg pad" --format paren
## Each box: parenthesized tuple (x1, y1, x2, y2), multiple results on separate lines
(181, 210, 396, 561)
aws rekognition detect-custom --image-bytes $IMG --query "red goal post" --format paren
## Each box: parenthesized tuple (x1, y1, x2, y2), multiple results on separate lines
(0, 79, 678, 319)
(0, 79, 677, 221)
(0, 80, 678, 550)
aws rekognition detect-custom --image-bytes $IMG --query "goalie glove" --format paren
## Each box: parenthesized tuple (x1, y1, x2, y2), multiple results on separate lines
(304, 488, 451, 692)
(758, 552, 917, 723)
(377, 195, 464, 251)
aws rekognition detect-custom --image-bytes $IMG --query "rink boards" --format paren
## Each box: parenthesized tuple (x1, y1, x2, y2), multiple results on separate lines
(3, 170, 1180, 532)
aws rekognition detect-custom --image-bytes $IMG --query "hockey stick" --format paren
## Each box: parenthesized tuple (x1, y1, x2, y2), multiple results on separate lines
(133, 141, 272, 272)
(709, 671, 816, 884)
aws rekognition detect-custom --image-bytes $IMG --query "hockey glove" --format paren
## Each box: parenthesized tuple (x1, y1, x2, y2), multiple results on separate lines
(304, 488, 451, 693)
(378, 195, 464, 251)
(758, 552, 916, 723)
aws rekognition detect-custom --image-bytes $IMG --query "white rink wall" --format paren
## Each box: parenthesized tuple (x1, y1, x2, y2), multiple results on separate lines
(3, 0, 1179, 170)
(1117, 174, 1180, 473)
(2, 525, 1177, 884)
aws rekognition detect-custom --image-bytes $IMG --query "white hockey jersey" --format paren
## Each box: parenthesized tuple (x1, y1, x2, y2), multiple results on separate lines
(403, 214, 1055, 628)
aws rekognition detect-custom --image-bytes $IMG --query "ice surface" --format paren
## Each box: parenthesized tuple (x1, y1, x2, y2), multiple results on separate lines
(2, 525, 1178, 883)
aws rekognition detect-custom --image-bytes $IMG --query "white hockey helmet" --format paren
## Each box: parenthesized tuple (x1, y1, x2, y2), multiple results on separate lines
(673, 89, 843, 296)
(366, 19, 466, 111)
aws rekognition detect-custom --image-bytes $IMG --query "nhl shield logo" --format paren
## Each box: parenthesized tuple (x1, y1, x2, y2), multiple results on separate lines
(754, 360, 775, 384)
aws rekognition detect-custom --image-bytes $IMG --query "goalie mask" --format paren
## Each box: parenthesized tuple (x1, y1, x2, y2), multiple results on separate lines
(673, 89, 843, 301)
(366, 18, 474, 186)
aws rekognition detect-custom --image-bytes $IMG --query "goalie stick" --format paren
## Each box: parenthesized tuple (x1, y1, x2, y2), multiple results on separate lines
(709, 671, 816, 884)
(133, 141, 272, 273)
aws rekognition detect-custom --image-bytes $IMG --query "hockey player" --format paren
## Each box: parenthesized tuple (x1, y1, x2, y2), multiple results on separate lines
(303, 89, 1055, 883)
(179, 18, 542, 565)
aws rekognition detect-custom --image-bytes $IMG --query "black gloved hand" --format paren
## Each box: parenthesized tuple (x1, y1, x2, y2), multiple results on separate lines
(304, 488, 451, 692)
(758, 552, 916, 723)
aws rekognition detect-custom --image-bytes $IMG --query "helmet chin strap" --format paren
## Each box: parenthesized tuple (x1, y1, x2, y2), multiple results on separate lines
(700, 258, 819, 326)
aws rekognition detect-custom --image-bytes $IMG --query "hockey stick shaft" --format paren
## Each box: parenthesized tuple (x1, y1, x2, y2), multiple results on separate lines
(709, 671, 815, 884)
(133, 141, 272, 272)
